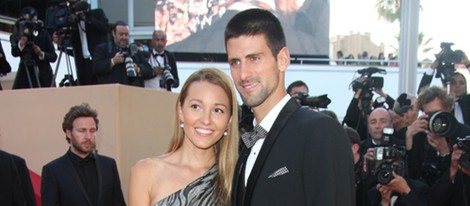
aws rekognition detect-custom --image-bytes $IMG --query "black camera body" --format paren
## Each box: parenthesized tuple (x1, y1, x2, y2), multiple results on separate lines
(295, 92, 331, 108)
(350, 67, 386, 115)
(373, 144, 406, 185)
(162, 64, 175, 86)
(435, 42, 461, 83)
(457, 136, 470, 169)
(118, 44, 141, 78)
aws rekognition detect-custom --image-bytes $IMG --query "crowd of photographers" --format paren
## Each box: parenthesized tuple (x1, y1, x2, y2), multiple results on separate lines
(279, 43, 470, 205)
(1, 0, 179, 91)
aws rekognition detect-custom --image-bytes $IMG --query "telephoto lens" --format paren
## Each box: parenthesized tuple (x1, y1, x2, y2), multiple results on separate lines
(125, 57, 137, 77)
(428, 112, 457, 137)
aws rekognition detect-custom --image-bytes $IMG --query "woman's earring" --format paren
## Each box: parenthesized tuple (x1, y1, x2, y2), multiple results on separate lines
(180, 122, 184, 128)
(223, 131, 228, 136)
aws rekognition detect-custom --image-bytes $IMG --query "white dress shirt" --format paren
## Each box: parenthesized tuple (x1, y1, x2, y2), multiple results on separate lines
(244, 94, 291, 186)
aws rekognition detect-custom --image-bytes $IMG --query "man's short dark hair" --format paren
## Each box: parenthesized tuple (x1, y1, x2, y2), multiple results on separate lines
(344, 126, 360, 146)
(286, 80, 309, 94)
(112, 20, 128, 32)
(62, 103, 99, 142)
(224, 8, 286, 59)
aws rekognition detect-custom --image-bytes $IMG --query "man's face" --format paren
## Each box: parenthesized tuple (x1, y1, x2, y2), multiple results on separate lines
(226, 34, 287, 108)
(289, 85, 308, 98)
(112, 25, 129, 48)
(67, 117, 97, 158)
(367, 108, 393, 141)
(422, 97, 446, 116)
(152, 32, 167, 52)
(450, 74, 467, 98)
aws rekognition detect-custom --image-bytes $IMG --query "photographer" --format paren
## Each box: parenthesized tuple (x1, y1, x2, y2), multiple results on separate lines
(0, 42, 12, 90)
(52, 0, 108, 85)
(92, 21, 153, 87)
(145, 30, 179, 91)
(427, 143, 470, 206)
(10, 7, 57, 89)
(406, 86, 470, 186)
(367, 162, 429, 206)
(342, 68, 395, 140)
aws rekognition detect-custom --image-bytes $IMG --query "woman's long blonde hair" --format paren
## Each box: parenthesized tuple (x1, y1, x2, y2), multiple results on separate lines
(167, 68, 239, 205)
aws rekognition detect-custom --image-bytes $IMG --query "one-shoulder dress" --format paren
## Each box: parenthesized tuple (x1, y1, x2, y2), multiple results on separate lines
(154, 165, 219, 206)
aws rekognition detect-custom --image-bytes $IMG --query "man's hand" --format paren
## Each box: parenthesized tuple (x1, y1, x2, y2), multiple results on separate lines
(405, 116, 428, 150)
(31, 43, 42, 56)
(153, 66, 163, 76)
(376, 184, 392, 206)
(364, 148, 375, 161)
(112, 52, 125, 66)
(450, 144, 470, 179)
(426, 131, 450, 155)
(382, 172, 411, 195)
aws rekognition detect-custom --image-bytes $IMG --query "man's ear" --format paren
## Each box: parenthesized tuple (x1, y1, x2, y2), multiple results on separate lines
(277, 47, 290, 72)
(352, 143, 360, 154)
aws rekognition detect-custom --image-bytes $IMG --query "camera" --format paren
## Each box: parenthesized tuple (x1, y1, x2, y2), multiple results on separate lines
(295, 92, 331, 108)
(427, 111, 458, 137)
(457, 136, 470, 169)
(350, 67, 386, 115)
(119, 43, 140, 77)
(162, 64, 175, 85)
(375, 160, 405, 185)
(434, 42, 461, 84)
(373, 144, 406, 184)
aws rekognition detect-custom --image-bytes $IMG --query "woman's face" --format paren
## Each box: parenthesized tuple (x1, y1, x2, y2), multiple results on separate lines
(450, 74, 467, 98)
(179, 81, 231, 150)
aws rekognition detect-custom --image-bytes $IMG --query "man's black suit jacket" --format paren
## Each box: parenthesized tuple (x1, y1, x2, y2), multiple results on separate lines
(70, 8, 109, 85)
(93, 41, 153, 87)
(41, 152, 126, 206)
(231, 98, 356, 206)
(0, 150, 25, 206)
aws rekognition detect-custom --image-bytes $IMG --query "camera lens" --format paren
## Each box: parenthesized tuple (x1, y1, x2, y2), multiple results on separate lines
(377, 169, 392, 185)
(428, 112, 457, 137)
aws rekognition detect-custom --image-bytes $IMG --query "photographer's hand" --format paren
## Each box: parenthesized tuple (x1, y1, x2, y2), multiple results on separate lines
(376, 184, 392, 206)
(405, 116, 428, 150)
(364, 148, 375, 161)
(153, 66, 163, 76)
(383, 172, 411, 195)
(450, 144, 470, 178)
(19, 35, 28, 49)
(111, 53, 124, 68)
(426, 131, 450, 156)
(134, 63, 141, 76)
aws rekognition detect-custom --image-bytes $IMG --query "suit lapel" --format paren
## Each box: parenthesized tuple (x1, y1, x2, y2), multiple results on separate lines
(65, 154, 93, 206)
(232, 145, 250, 205)
(243, 98, 300, 205)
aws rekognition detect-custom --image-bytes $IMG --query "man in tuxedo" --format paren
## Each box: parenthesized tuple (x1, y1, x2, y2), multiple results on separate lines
(41, 103, 126, 206)
(145, 30, 179, 91)
(92, 21, 153, 87)
(10, 7, 57, 89)
(67, 0, 108, 85)
(225, 9, 355, 206)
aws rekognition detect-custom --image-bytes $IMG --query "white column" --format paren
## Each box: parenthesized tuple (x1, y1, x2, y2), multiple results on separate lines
(398, 0, 420, 95)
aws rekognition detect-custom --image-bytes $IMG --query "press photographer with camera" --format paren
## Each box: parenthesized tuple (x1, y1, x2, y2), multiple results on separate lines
(92, 21, 153, 87)
(286, 80, 332, 110)
(145, 30, 179, 91)
(426, 143, 470, 206)
(10, 7, 57, 89)
(50, 0, 109, 85)
(417, 43, 470, 126)
(405, 86, 470, 187)
(342, 67, 395, 140)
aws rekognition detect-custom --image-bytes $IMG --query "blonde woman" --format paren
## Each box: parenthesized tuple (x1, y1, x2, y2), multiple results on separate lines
(129, 68, 239, 206)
